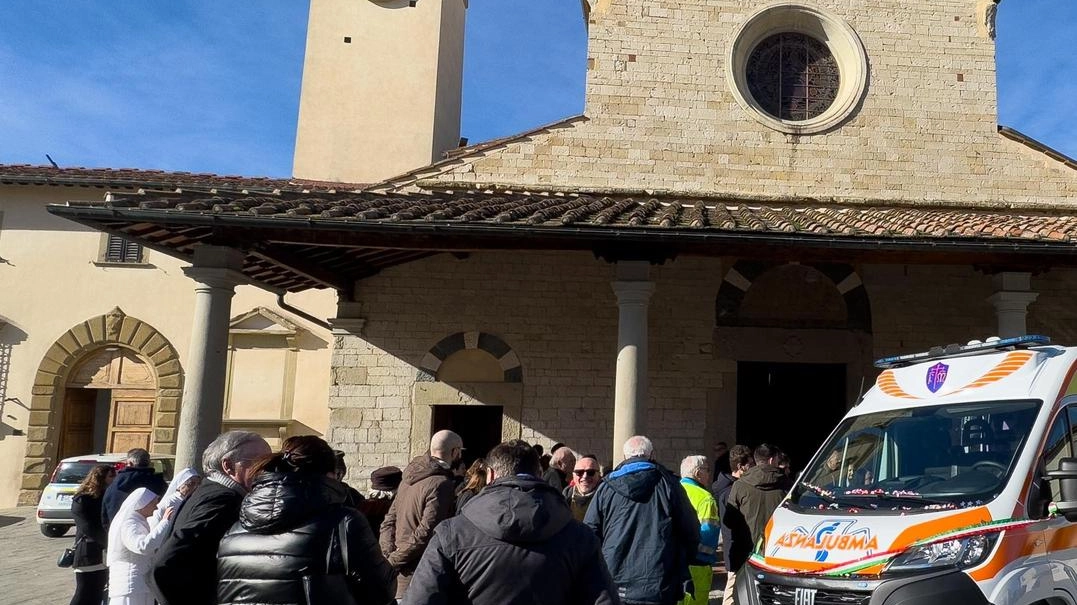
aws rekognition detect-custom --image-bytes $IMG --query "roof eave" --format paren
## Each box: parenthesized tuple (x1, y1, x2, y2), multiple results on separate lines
(46, 203, 1077, 260)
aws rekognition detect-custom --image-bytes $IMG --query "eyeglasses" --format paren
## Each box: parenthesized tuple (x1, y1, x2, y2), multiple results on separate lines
(573, 469, 598, 477)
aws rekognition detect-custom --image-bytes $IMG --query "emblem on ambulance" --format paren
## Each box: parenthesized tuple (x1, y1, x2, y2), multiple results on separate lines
(926, 362, 949, 393)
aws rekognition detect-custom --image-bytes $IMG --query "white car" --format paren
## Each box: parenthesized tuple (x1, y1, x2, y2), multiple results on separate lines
(36, 453, 175, 537)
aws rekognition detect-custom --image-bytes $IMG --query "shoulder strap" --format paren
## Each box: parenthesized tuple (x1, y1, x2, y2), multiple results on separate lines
(337, 511, 350, 576)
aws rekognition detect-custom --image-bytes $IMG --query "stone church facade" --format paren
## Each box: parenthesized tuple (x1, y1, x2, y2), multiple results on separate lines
(322, 0, 1077, 476)
(49, 0, 1077, 488)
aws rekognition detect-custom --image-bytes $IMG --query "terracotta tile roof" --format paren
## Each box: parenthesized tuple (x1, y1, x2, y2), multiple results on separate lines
(0, 164, 365, 193)
(48, 188, 1077, 292)
(67, 189, 1077, 243)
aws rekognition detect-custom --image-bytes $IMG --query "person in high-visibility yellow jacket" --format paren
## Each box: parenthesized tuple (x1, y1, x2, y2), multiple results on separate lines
(679, 455, 721, 605)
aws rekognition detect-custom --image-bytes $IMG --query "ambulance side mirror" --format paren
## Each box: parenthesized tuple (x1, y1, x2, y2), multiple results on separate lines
(1045, 458, 1077, 523)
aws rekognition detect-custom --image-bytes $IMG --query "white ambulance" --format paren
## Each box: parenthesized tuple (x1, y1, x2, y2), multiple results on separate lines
(735, 336, 1077, 605)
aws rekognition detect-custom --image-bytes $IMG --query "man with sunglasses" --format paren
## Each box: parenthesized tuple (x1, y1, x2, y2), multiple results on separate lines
(564, 455, 602, 521)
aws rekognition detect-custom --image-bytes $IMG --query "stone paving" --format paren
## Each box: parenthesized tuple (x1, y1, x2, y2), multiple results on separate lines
(0, 506, 726, 604)
(0, 507, 78, 604)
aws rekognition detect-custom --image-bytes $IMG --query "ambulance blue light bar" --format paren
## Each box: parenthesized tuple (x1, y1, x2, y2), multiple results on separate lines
(874, 335, 1051, 369)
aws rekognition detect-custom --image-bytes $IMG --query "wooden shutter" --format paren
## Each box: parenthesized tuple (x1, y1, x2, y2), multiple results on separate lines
(105, 234, 143, 263)
(122, 239, 143, 263)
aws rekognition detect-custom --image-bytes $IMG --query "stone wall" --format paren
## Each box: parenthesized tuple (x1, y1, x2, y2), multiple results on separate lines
(328, 251, 1076, 489)
(398, 0, 1077, 203)
(329, 251, 727, 485)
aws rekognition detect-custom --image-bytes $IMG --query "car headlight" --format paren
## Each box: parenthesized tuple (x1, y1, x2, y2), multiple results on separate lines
(885, 533, 999, 573)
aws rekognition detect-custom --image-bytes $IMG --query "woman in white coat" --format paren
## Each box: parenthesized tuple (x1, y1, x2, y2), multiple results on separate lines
(106, 487, 174, 605)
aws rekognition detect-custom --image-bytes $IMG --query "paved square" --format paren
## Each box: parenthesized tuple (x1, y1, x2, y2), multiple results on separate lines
(0, 508, 77, 604)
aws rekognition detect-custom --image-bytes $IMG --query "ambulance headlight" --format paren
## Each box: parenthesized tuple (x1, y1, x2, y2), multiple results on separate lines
(885, 533, 998, 573)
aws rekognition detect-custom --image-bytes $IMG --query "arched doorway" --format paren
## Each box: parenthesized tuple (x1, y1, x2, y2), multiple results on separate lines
(19, 308, 183, 505)
(58, 347, 157, 460)
(410, 331, 524, 463)
(712, 262, 874, 472)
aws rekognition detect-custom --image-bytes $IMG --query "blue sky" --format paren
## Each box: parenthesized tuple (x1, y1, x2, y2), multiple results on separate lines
(0, 1, 1072, 178)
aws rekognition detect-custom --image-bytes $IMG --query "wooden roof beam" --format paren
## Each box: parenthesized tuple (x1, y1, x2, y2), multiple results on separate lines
(246, 244, 353, 292)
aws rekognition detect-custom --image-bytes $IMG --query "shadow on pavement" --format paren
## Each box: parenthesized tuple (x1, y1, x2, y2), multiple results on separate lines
(0, 514, 25, 529)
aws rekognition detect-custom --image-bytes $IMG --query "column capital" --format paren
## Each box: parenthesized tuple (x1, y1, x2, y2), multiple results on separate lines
(182, 266, 248, 290)
(987, 290, 1039, 312)
(182, 245, 248, 289)
(612, 280, 655, 305)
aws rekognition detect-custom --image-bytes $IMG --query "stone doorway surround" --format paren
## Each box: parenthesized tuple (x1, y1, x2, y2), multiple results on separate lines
(409, 381, 523, 459)
(409, 331, 524, 458)
(19, 308, 183, 505)
(709, 261, 874, 455)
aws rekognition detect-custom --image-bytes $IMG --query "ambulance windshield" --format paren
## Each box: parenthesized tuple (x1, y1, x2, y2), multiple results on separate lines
(791, 399, 1041, 511)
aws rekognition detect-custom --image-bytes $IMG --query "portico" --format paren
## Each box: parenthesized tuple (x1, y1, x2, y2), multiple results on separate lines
(47, 185, 1077, 477)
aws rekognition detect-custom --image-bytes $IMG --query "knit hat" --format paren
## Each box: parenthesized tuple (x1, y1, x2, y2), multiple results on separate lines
(370, 466, 403, 491)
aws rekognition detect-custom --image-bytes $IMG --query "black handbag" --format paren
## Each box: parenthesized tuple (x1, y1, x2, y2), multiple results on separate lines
(57, 535, 87, 568)
(57, 544, 76, 568)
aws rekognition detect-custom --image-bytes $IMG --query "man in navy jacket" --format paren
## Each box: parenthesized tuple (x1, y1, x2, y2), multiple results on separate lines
(101, 448, 167, 527)
(585, 436, 700, 605)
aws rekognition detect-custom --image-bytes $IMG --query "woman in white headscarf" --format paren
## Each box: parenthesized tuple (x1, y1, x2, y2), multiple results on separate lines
(150, 467, 200, 527)
(106, 487, 174, 605)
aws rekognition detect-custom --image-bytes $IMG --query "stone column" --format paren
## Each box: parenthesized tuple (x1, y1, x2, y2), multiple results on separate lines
(175, 245, 247, 470)
(986, 272, 1038, 339)
(611, 261, 654, 463)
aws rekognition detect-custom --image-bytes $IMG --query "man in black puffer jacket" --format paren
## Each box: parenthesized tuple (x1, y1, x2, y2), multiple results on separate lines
(217, 435, 396, 605)
(585, 436, 700, 605)
(403, 440, 618, 605)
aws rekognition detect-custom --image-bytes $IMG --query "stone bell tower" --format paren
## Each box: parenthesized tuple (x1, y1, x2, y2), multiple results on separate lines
(293, 0, 467, 185)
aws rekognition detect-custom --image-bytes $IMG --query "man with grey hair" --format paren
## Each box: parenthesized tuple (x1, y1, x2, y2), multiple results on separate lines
(381, 429, 463, 600)
(678, 455, 720, 605)
(102, 447, 167, 527)
(543, 445, 576, 491)
(150, 431, 270, 605)
(585, 435, 699, 605)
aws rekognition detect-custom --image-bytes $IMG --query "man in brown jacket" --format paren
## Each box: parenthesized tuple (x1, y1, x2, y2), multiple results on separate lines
(380, 429, 463, 599)
(724, 444, 788, 578)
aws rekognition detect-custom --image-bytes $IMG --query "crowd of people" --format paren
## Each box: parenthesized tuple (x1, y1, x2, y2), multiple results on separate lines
(64, 431, 797, 605)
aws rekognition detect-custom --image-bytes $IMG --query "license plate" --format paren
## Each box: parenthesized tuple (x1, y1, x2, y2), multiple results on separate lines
(57, 494, 72, 505)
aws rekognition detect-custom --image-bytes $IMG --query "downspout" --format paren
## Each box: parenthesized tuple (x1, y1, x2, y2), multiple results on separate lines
(276, 291, 332, 330)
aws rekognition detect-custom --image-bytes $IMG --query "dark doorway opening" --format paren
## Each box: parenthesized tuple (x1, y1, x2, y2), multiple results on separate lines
(431, 405, 503, 467)
(736, 362, 847, 473)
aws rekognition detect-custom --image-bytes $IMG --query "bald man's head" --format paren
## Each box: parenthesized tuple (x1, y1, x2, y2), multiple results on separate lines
(550, 447, 576, 473)
(430, 430, 463, 462)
